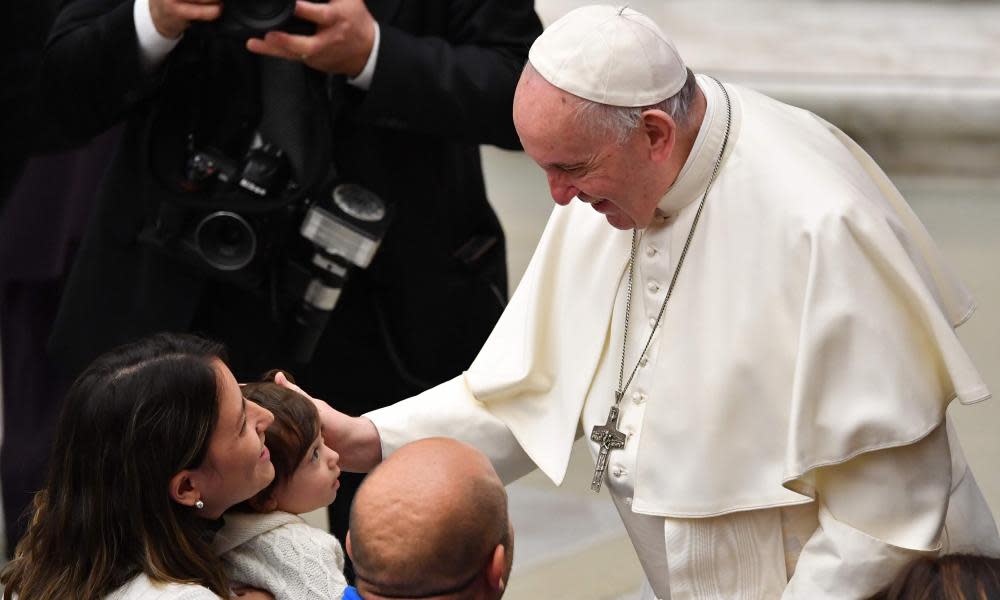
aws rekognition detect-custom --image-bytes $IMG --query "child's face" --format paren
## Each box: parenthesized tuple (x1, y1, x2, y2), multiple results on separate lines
(272, 433, 341, 514)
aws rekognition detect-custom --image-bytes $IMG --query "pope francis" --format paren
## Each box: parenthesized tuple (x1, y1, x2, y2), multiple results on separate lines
(298, 5, 1000, 598)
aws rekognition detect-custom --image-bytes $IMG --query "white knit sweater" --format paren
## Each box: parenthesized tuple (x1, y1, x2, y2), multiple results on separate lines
(103, 574, 219, 599)
(212, 511, 348, 600)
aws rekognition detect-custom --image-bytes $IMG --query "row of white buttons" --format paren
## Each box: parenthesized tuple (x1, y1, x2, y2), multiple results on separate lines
(608, 236, 663, 504)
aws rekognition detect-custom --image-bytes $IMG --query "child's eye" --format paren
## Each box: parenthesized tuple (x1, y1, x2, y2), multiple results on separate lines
(312, 447, 320, 462)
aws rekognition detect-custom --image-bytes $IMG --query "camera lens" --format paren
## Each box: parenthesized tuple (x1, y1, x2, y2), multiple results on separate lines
(225, 0, 296, 32)
(194, 211, 257, 271)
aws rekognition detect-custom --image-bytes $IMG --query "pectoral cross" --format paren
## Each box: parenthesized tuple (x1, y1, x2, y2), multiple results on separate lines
(590, 403, 627, 492)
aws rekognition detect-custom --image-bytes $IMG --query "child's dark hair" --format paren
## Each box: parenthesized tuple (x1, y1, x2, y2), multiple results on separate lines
(868, 553, 1000, 600)
(238, 369, 320, 512)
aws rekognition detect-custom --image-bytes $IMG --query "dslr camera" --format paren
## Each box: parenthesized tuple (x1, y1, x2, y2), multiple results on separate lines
(143, 125, 392, 363)
(217, 0, 311, 37)
(139, 25, 392, 363)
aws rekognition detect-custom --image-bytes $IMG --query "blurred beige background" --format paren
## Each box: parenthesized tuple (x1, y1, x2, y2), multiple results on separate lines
(1, 2, 998, 599)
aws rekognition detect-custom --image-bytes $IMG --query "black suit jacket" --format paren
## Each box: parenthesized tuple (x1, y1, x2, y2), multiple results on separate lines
(1, 0, 71, 201)
(42, 0, 542, 408)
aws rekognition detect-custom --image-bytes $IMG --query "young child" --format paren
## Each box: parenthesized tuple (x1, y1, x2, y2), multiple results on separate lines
(213, 370, 348, 600)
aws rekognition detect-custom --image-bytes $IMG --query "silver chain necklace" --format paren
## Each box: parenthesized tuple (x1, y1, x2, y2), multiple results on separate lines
(590, 78, 734, 492)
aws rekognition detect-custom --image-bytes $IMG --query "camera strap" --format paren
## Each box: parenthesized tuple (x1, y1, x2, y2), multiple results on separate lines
(258, 56, 333, 198)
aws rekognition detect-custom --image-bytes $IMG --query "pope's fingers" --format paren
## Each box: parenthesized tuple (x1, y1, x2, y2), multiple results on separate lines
(274, 370, 317, 401)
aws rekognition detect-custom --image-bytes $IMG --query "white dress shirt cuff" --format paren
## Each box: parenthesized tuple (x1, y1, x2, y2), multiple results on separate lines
(346, 21, 380, 90)
(134, 0, 181, 71)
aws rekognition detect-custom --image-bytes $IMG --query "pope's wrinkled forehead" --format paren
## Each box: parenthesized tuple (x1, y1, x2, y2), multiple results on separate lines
(512, 67, 593, 154)
(527, 4, 687, 108)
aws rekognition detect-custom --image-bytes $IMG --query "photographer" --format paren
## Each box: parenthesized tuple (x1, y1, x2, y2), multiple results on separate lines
(40, 0, 542, 569)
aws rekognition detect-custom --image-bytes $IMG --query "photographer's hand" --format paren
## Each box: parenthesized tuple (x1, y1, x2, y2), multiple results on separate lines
(149, 0, 222, 39)
(245, 0, 376, 76)
(274, 371, 383, 472)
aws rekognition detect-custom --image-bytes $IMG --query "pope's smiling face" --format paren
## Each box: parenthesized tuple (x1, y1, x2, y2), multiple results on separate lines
(513, 67, 671, 231)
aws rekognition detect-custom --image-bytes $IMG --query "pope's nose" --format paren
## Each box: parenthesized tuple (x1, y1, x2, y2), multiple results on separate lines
(547, 172, 579, 206)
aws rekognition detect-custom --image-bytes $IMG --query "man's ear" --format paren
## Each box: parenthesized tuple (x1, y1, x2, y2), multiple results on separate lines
(346, 530, 354, 562)
(169, 470, 201, 508)
(642, 109, 676, 163)
(486, 543, 507, 593)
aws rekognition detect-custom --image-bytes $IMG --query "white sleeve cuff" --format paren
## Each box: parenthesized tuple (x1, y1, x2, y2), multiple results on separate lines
(346, 21, 380, 90)
(365, 375, 537, 484)
(134, 0, 181, 71)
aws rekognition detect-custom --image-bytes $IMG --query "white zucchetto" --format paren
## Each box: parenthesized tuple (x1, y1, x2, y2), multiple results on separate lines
(528, 5, 688, 107)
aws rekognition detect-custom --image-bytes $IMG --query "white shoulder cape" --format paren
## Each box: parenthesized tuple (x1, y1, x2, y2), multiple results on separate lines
(463, 78, 988, 516)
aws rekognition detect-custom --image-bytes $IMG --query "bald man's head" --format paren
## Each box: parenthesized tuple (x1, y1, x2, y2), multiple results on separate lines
(348, 438, 512, 599)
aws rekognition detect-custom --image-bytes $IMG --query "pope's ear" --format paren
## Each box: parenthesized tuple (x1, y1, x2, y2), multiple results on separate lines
(642, 109, 676, 163)
(169, 470, 201, 508)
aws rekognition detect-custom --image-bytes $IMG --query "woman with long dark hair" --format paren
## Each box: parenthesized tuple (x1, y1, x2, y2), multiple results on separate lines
(2, 333, 276, 599)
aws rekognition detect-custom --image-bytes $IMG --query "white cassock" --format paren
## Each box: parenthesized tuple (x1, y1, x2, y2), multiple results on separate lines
(367, 75, 1000, 599)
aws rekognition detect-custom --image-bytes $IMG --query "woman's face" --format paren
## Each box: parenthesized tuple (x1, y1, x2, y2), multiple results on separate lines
(189, 360, 275, 518)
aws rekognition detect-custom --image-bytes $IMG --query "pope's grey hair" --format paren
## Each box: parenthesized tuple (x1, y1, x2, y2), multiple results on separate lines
(573, 68, 699, 145)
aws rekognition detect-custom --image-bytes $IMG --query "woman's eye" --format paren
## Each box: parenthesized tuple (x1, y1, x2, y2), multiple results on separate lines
(312, 447, 320, 461)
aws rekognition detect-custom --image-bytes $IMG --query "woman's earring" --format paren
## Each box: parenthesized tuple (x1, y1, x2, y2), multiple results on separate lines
(195, 499, 205, 510)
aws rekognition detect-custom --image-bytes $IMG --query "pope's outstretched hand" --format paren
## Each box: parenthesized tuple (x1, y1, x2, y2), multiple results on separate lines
(274, 371, 382, 472)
